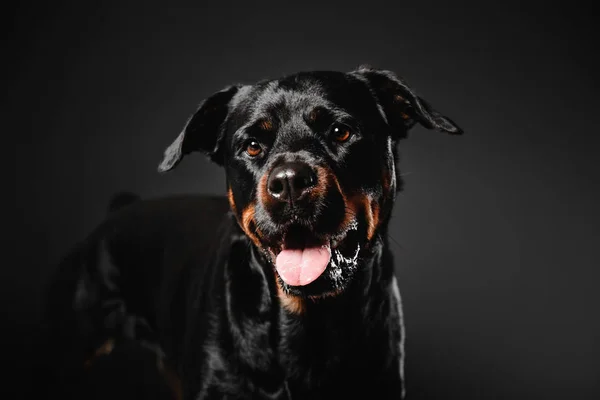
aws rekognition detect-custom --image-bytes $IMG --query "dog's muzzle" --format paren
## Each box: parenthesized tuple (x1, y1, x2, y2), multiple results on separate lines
(255, 158, 359, 289)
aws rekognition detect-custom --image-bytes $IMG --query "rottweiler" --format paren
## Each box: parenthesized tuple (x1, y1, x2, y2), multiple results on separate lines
(42, 66, 462, 399)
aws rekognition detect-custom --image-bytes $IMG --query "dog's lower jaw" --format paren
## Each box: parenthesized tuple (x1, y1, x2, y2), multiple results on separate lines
(272, 259, 356, 315)
(275, 280, 307, 314)
(256, 233, 377, 315)
(251, 246, 307, 314)
(271, 237, 382, 312)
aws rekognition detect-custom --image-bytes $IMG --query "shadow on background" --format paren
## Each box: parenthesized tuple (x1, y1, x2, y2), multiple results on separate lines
(6, 1, 598, 399)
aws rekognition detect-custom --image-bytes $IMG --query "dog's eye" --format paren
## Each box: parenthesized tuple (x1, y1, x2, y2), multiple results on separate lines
(331, 124, 352, 143)
(246, 140, 263, 157)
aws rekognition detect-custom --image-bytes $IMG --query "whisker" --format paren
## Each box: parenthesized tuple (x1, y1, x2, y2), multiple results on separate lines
(386, 234, 404, 251)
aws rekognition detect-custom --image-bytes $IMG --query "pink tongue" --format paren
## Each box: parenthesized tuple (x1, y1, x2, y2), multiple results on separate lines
(275, 245, 331, 286)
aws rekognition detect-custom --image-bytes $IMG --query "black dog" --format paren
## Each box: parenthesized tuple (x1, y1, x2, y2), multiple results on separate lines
(43, 66, 462, 399)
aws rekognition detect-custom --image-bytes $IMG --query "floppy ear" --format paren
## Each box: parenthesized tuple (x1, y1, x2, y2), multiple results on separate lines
(352, 66, 463, 139)
(157, 85, 240, 172)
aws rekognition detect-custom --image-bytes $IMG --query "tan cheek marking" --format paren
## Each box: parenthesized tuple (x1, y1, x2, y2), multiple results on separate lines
(232, 188, 266, 245)
(356, 194, 374, 241)
(241, 204, 254, 232)
(346, 193, 379, 241)
(311, 165, 329, 200)
(227, 186, 237, 215)
(241, 203, 262, 249)
(257, 172, 271, 208)
(83, 338, 115, 368)
(276, 279, 305, 314)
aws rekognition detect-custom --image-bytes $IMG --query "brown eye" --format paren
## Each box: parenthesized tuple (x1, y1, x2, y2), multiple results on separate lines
(246, 140, 262, 157)
(332, 125, 352, 143)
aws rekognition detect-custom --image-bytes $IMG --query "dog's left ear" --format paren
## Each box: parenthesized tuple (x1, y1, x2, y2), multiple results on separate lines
(158, 85, 241, 172)
(351, 66, 463, 139)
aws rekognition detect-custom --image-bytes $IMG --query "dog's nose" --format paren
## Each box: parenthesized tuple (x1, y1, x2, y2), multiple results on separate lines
(267, 162, 317, 203)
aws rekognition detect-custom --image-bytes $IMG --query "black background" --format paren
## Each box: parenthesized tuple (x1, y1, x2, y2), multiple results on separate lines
(7, 1, 599, 399)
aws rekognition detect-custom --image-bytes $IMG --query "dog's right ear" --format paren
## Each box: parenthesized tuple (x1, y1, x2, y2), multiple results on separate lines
(157, 85, 240, 172)
(351, 66, 463, 140)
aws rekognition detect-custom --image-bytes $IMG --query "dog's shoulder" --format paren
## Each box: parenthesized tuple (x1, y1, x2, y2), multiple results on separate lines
(94, 193, 232, 265)
(101, 193, 231, 238)
(46, 194, 235, 327)
(52, 194, 233, 286)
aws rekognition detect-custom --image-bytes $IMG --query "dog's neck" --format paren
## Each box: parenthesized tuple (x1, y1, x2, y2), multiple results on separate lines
(224, 221, 399, 392)
(224, 220, 400, 392)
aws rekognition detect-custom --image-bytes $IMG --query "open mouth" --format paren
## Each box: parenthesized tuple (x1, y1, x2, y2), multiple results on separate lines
(264, 221, 361, 290)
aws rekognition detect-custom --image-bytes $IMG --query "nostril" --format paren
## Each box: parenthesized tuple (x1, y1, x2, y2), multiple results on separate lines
(294, 172, 316, 191)
(269, 178, 285, 195)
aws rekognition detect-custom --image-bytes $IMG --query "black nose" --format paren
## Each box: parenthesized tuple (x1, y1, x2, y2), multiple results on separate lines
(267, 162, 317, 203)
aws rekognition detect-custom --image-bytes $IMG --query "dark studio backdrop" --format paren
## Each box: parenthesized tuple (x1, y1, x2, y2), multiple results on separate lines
(6, 1, 599, 399)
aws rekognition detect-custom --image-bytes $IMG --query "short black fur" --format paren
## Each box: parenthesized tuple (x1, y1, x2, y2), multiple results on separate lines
(42, 67, 462, 399)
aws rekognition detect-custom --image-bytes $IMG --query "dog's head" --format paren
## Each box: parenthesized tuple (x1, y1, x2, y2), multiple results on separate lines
(158, 67, 462, 302)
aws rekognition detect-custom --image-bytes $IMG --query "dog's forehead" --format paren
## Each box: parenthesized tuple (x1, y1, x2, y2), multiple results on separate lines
(231, 71, 363, 120)
(258, 82, 328, 115)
